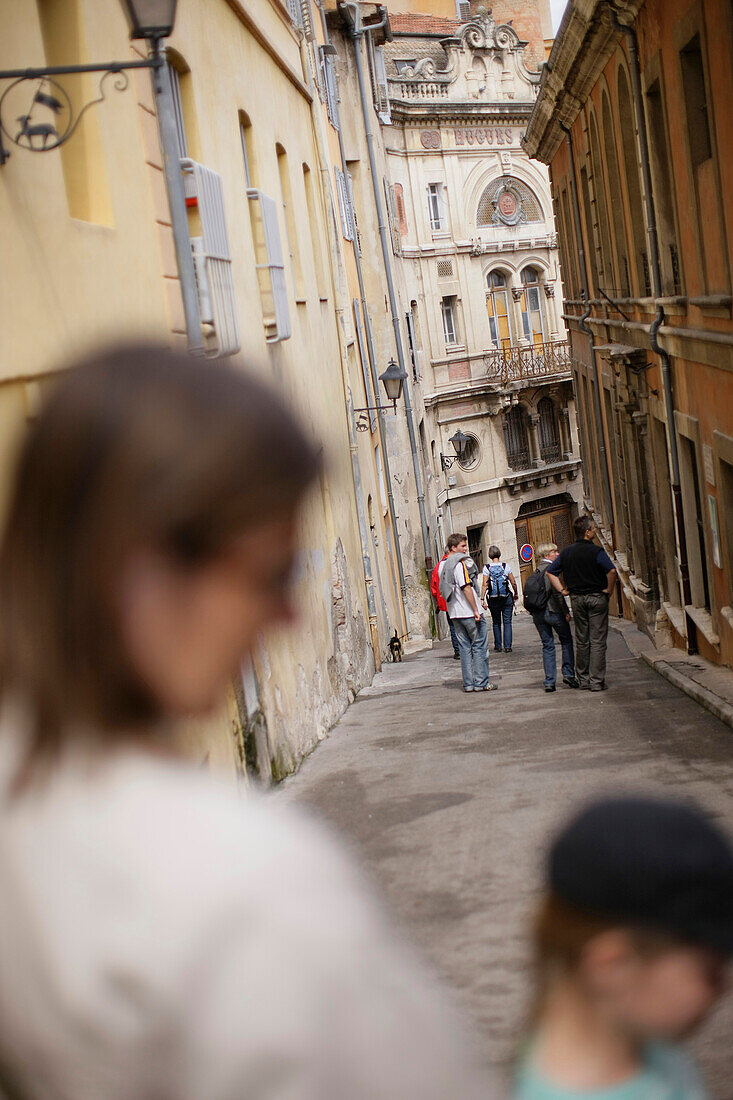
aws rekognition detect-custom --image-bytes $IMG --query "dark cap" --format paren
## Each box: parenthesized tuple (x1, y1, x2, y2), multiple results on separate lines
(549, 796, 733, 955)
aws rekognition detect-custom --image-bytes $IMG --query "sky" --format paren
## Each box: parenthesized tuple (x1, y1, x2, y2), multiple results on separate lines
(550, 0, 568, 32)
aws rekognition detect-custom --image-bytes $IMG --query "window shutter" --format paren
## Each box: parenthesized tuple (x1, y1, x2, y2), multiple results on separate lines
(181, 159, 241, 357)
(346, 171, 361, 255)
(457, 1, 470, 21)
(166, 64, 188, 159)
(320, 48, 340, 128)
(373, 46, 391, 123)
(353, 299, 376, 431)
(383, 181, 401, 256)
(285, 0, 303, 28)
(246, 187, 292, 343)
(335, 168, 353, 241)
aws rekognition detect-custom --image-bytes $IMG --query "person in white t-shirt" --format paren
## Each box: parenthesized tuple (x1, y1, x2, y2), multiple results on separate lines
(438, 533, 497, 693)
(0, 344, 498, 1100)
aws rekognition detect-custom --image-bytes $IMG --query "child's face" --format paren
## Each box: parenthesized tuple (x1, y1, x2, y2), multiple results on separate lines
(585, 932, 727, 1039)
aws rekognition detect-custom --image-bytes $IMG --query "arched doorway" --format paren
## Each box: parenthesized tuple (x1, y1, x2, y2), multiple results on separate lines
(514, 493, 576, 587)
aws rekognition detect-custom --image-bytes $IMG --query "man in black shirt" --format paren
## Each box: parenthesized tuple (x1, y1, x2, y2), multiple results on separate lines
(546, 516, 617, 691)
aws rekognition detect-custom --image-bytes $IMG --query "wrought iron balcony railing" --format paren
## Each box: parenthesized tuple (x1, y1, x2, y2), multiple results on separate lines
(484, 339, 572, 385)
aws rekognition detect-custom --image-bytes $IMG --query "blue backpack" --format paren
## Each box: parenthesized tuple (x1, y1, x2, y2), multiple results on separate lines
(487, 563, 509, 598)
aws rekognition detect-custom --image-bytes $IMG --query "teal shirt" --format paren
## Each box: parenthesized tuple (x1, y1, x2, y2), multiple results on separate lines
(515, 1042, 707, 1100)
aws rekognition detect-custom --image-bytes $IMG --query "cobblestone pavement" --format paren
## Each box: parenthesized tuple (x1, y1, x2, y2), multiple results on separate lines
(280, 613, 733, 1097)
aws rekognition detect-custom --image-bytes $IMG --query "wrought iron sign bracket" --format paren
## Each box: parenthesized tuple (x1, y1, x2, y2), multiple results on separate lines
(0, 54, 162, 165)
(440, 454, 458, 470)
(353, 403, 398, 431)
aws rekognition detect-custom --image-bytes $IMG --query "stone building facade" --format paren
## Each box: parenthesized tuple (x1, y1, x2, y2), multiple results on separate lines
(379, 1, 583, 586)
(524, 0, 733, 669)
(0, 0, 433, 782)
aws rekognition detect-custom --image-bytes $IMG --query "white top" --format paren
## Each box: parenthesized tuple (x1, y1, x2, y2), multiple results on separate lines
(482, 563, 513, 600)
(0, 706, 496, 1100)
(440, 556, 482, 619)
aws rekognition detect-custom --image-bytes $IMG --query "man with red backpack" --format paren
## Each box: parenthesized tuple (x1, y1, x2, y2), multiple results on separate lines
(431, 546, 460, 659)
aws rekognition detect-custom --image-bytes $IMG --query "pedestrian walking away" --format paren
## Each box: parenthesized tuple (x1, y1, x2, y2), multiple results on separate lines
(481, 546, 518, 653)
(431, 547, 461, 659)
(0, 343, 498, 1100)
(514, 795, 733, 1099)
(438, 532, 497, 692)
(523, 542, 577, 692)
(545, 516, 617, 691)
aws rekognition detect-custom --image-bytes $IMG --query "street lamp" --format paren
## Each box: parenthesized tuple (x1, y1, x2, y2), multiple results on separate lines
(379, 358, 407, 406)
(0, 0, 177, 164)
(120, 0, 178, 39)
(441, 429, 470, 470)
(354, 357, 408, 430)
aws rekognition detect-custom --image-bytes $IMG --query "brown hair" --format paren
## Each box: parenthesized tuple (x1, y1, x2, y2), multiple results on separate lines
(446, 532, 467, 550)
(531, 893, 680, 1016)
(0, 343, 321, 762)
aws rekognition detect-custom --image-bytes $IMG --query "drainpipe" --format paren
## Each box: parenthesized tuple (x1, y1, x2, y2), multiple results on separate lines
(342, 2, 433, 591)
(609, 4, 694, 640)
(150, 42, 204, 354)
(561, 123, 615, 533)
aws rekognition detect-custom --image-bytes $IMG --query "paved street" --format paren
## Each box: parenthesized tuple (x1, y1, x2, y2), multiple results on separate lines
(281, 613, 733, 1097)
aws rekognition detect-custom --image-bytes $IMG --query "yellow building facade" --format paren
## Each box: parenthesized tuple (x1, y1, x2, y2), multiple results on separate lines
(0, 0, 431, 779)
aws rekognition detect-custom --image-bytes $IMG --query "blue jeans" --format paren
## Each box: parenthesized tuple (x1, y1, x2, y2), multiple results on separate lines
(453, 616, 490, 690)
(488, 596, 513, 650)
(447, 615, 460, 656)
(532, 610, 575, 688)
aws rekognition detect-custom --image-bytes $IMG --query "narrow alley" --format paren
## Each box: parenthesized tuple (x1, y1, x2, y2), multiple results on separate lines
(281, 615, 733, 1097)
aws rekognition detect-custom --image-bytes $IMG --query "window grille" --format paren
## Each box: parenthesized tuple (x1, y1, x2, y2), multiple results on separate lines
(458, 434, 480, 470)
(538, 397, 561, 463)
(437, 259, 454, 279)
(457, 0, 470, 20)
(441, 297, 457, 345)
(670, 243, 681, 296)
(353, 299, 376, 432)
(181, 160, 241, 357)
(504, 405, 531, 470)
(246, 187, 291, 343)
(476, 176, 542, 227)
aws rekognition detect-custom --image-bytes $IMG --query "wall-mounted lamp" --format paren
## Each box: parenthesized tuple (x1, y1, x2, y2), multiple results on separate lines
(440, 428, 469, 470)
(354, 358, 407, 431)
(0, 0, 177, 165)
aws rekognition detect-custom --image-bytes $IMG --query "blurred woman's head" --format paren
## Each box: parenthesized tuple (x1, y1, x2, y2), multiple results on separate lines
(0, 343, 321, 751)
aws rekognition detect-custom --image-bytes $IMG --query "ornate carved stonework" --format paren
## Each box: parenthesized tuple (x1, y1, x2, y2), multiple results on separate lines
(420, 129, 441, 149)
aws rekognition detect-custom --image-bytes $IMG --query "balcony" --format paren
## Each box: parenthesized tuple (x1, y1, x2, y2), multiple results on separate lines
(484, 339, 572, 386)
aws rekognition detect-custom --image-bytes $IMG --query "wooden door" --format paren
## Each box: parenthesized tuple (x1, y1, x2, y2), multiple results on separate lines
(515, 504, 573, 588)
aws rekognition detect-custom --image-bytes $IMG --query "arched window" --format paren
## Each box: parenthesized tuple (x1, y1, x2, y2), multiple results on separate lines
(486, 270, 512, 350)
(617, 67, 650, 296)
(538, 397, 561, 463)
(519, 266, 545, 345)
(504, 405, 530, 470)
(477, 177, 543, 227)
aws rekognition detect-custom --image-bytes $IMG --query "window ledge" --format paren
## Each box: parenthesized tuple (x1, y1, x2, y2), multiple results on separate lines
(656, 296, 688, 316)
(688, 295, 732, 319)
(685, 604, 720, 647)
(662, 601, 687, 638)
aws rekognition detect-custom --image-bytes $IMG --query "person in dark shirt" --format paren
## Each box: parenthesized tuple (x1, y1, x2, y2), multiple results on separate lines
(546, 516, 617, 691)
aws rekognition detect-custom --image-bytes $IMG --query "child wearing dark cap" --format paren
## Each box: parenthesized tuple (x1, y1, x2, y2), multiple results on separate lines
(515, 796, 733, 1099)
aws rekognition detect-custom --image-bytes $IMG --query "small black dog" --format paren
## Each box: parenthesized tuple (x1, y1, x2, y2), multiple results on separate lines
(389, 631, 403, 662)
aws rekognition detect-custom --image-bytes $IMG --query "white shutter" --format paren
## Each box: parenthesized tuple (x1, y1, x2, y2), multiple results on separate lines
(346, 171, 361, 255)
(247, 188, 292, 343)
(181, 159, 241, 357)
(320, 48, 340, 129)
(374, 46, 391, 123)
(457, 0, 470, 21)
(299, 0, 315, 39)
(285, 0, 303, 27)
(335, 168, 353, 241)
(383, 180, 401, 256)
